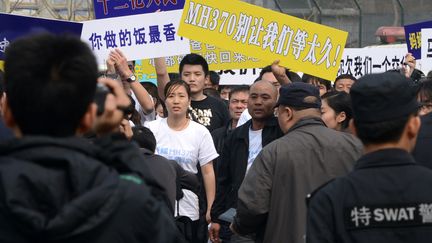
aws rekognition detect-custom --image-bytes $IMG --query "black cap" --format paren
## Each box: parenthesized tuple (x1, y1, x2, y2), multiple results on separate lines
(350, 72, 419, 123)
(276, 82, 321, 108)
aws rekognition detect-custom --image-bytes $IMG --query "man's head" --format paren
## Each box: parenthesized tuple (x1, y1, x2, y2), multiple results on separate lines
(4, 34, 98, 137)
(302, 73, 332, 97)
(258, 65, 301, 90)
(334, 74, 357, 93)
(276, 83, 321, 133)
(205, 71, 220, 90)
(219, 85, 232, 100)
(229, 85, 249, 122)
(179, 53, 209, 95)
(248, 80, 278, 122)
(350, 72, 420, 150)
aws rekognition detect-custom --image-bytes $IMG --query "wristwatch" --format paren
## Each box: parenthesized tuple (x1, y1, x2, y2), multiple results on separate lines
(126, 74, 136, 83)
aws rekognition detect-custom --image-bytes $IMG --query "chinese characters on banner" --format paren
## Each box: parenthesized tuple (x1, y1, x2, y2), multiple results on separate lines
(135, 40, 270, 75)
(93, 0, 185, 19)
(81, 10, 190, 65)
(404, 20, 432, 59)
(338, 47, 410, 78)
(0, 13, 83, 60)
(178, 0, 348, 81)
(421, 29, 432, 74)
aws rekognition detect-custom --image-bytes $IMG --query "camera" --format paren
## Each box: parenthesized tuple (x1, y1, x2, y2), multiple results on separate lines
(94, 83, 112, 116)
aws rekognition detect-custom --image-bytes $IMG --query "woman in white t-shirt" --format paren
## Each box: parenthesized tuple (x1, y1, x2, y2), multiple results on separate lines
(146, 80, 218, 235)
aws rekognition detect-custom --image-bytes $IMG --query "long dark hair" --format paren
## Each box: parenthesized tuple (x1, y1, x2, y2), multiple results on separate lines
(321, 91, 352, 129)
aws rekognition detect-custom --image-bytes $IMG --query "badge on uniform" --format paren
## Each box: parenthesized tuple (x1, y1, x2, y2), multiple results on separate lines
(344, 203, 432, 229)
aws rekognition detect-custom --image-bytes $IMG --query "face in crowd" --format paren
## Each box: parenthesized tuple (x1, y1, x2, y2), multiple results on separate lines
(164, 82, 191, 118)
(181, 64, 208, 95)
(261, 72, 281, 91)
(334, 78, 354, 93)
(321, 98, 346, 131)
(248, 81, 278, 121)
(229, 91, 249, 121)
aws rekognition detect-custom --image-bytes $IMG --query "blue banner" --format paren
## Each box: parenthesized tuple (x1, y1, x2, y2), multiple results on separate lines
(0, 13, 82, 60)
(93, 0, 185, 19)
(404, 20, 432, 59)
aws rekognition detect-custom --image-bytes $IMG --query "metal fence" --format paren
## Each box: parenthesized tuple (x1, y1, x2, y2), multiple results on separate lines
(244, 0, 432, 47)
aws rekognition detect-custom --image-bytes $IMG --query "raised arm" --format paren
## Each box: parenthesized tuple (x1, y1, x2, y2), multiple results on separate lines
(155, 57, 170, 100)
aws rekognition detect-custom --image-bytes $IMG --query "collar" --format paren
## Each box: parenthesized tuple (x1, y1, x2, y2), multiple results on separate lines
(286, 116, 326, 134)
(355, 148, 416, 170)
(236, 116, 279, 139)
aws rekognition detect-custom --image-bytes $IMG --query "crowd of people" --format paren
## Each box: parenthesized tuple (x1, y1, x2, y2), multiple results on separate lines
(0, 33, 431, 243)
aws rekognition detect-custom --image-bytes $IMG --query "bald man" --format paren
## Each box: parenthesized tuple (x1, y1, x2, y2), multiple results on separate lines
(209, 81, 284, 243)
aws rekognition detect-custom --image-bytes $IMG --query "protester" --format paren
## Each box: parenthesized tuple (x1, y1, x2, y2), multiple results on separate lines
(0, 34, 180, 243)
(231, 82, 362, 243)
(334, 74, 357, 93)
(302, 73, 332, 96)
(320, 91, 353, 132)
(209, 80, 283, 243)
(155, 54, 229, 132)
(146, 80, 218, 242)
(107, 49, 156, 125)
(306, 72, 431, 243)
(131, 125, 200, 213)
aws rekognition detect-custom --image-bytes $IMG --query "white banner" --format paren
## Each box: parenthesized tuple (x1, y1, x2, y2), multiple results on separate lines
(338, 46, 410, 79)
(81, 10, 190, 65)
(421, 29, 432, 75)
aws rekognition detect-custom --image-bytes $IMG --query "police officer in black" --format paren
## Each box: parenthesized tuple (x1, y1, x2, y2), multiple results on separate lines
(306, 72, 432, 243)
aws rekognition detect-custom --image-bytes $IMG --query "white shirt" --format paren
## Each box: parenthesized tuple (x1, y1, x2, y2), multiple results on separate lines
(131, 92, 156, 126)
(146, 118, 219, 220)
(247, 127, 263, 173)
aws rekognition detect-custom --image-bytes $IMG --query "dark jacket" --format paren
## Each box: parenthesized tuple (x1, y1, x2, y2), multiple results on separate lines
(307, 149, 432, 243)
(412, 112, 432, 168)
(211, 116, 283, 223)
(233, 117, 363, 243)
(0, 136, 180, 243)
(211, 120, 234, 177)
(139, 147, 200, 212)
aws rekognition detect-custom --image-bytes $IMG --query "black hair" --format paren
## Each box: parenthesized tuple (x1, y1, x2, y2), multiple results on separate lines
(417, 78, 432, 103)
(229, 85, 250, 100)
(209, 71, 220, 86)
(302, 74, 332, 91)
(168, 72, 180, 82)
(203, 88, 220, 98)
(335, 74, 357, 83)
(354, 113, 415, 145)
(4, 34, 97, 136)
(321, 91, 352, 129)
(164, 80, 191, 100)
(179, 53, 209, 76)
(258, 65, 301, 83)
(131, 125, 156, 153)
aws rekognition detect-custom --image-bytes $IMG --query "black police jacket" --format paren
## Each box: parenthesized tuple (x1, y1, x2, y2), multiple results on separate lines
(307, 148, 432, 243)
(0, 136, 181, 243)
(412, 112, 432, 169)
(211, 116, 283, 223)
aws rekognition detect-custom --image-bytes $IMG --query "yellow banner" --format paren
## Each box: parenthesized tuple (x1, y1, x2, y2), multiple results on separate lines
(136, 41, 270, 74)
(178, 0, 348, 81)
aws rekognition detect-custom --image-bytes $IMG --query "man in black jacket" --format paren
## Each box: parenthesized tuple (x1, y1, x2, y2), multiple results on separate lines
(209, 80, 283, 243)
(307, 72, 431, 243)
(0, 34, 180, 243)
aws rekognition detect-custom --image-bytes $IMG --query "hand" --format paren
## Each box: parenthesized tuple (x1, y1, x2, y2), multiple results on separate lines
(109, 49, 133, 80)
(119, 118, 133, 140)
(106, 55, 116, 75)
(401, 53, 416, 78)
(208, 222, 221, 243)
(271, 60, 291, 85)
(93, 77, 131, 135)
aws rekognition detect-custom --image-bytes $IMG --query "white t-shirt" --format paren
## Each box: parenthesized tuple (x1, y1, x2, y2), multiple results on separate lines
(131, 92, 156, 126)
(247, 127, 263, 173)
(237, 108, 252, 127)
(146, 118, 219, 220)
